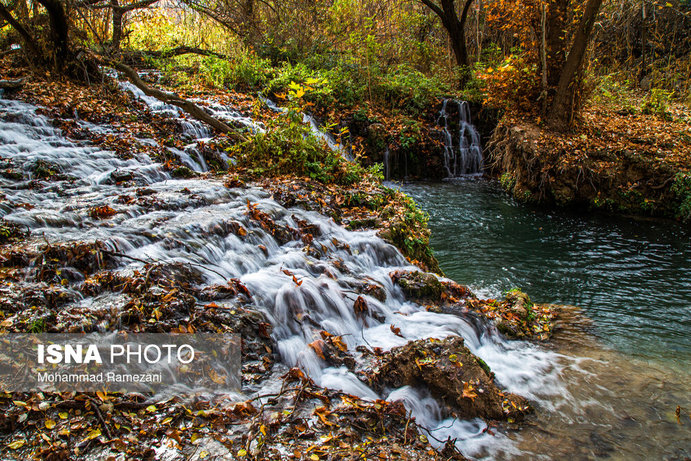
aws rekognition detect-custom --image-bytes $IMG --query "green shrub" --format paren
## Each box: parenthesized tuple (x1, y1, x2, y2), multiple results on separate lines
(266, 63, 337, 108)
(641, 88, 673, 120)
(376, 66, 446, 113)
(231, 87, 369, 185)
(671, 172, 691, 221)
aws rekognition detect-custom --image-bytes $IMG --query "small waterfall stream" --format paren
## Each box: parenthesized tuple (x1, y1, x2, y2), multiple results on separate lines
(437, 99, 484, 177)
(0, 92, 573, 458)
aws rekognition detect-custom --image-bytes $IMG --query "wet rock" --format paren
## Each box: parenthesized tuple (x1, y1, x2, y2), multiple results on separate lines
(0, 168, 23, 181)
(504, 288, 532, 319)
(0, 219, 28, 244)
(465, 289, 558, 340)
(198, 278, 252, 302)
(239, 369, 465, 460)
(366, 336, 531, 421)
(108, 170, 134, 183)
(247, 203, 299, 245)
(33, 241, 116, 282)
(171, 166, 198, 178)
(390, 270, 443, 301)
(309, 331, 356, 369)
(28, 159, 62, 180)
(340, 278, 387, 303)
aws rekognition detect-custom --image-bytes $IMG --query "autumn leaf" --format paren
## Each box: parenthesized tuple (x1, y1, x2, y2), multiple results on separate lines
(314, 406, 334, 426)
(7, 440, 25, 449)
(82, 428, 102, 443)
(88, 205, 117, 219)
(390, 325, 404, 337)
(462, 381, 478, 400)
(309, 339, 327, 360)
(353, 296, 369, 319)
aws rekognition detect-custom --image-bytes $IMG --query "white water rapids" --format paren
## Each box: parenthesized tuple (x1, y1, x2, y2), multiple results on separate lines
(0, 90, 574, 459)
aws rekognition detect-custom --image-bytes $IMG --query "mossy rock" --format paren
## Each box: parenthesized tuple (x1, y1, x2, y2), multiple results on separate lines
(171, 166, 198, 178)
(367, 336, 531, 421)
(390, 270, 443, 301)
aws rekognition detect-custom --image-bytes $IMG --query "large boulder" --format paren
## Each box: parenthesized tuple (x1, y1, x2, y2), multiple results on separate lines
(365, 336, 531, 421)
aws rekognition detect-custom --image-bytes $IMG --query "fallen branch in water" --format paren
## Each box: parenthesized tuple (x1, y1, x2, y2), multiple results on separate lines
(103, 59, 246, 142)
(0, 78, 24, 90)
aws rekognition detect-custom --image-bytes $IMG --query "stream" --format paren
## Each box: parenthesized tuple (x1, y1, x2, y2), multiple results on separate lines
(1, 84, 689, 459)
(402, 180, 691, 459)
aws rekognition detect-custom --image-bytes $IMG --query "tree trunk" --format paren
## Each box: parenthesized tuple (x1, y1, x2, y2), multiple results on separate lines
(447, 19, 468, 69)
(549, 0, 603, 130)
(108, 60, 246, 141)
(545, 0, 569, 87)
(0, 3, 42, 60)
(419, 0, 474, 85)
(35, 0, 70, 67)
(111, 0, 123, 50)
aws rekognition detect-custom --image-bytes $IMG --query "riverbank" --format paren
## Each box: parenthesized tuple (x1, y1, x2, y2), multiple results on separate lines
(487, 103, 691, 222)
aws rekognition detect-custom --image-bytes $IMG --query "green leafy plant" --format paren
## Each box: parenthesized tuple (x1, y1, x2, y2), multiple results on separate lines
(231, 82, 369, 185)
(671, 172, 691, 221)
(641, 88, 674, 120)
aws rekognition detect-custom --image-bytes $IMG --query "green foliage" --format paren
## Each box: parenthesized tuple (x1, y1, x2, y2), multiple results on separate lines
(593, 74, 638, 113)
(379, 188, 439, 273)
(231, 86, 368, 185)
(671, 172, 691, 221)
(28, 318, 45, 334)
(267, 63, 337, 108)
(223, 55, 272, 90)
(398, 119, 423, 150)
(641, 89, 674, 120)
(375, 66, 447, 113)
(499, 172, 516, 191)
(198, 57, 234, 88)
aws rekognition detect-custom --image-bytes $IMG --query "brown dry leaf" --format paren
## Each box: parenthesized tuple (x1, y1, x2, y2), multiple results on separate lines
(309, 340, 327, 360)
(314, 406, 335, 426)
(353, 296, 369, 318)
(462, 381, 478, 400)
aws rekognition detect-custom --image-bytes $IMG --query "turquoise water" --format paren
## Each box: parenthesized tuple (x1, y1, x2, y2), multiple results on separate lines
(401, 180, 691, 370)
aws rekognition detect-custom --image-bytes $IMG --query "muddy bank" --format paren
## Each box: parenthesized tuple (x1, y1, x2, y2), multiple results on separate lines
(487, 110, 691, 222)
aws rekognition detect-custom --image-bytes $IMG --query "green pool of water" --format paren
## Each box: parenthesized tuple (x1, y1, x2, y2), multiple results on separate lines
(401, 180, 690, 370)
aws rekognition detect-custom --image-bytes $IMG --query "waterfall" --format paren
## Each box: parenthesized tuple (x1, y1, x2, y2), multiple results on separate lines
(0, 93, 566, 459)
(383, 147, 390, 180)
(437, 99, 484, 177)
(117, 79, 264, 173)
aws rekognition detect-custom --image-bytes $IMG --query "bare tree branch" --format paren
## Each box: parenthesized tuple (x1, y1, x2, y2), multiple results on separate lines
(104, 59, 247, 141)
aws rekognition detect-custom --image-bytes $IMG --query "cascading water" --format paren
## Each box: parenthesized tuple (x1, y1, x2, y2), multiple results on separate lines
(0, 93, 570, 458)
(117, 79, 263, 173)
(437, 99, 484, 177)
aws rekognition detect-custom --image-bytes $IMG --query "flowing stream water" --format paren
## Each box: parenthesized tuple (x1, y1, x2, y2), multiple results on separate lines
(1, 85, 689, 459)
(402, 180, 691, 459)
